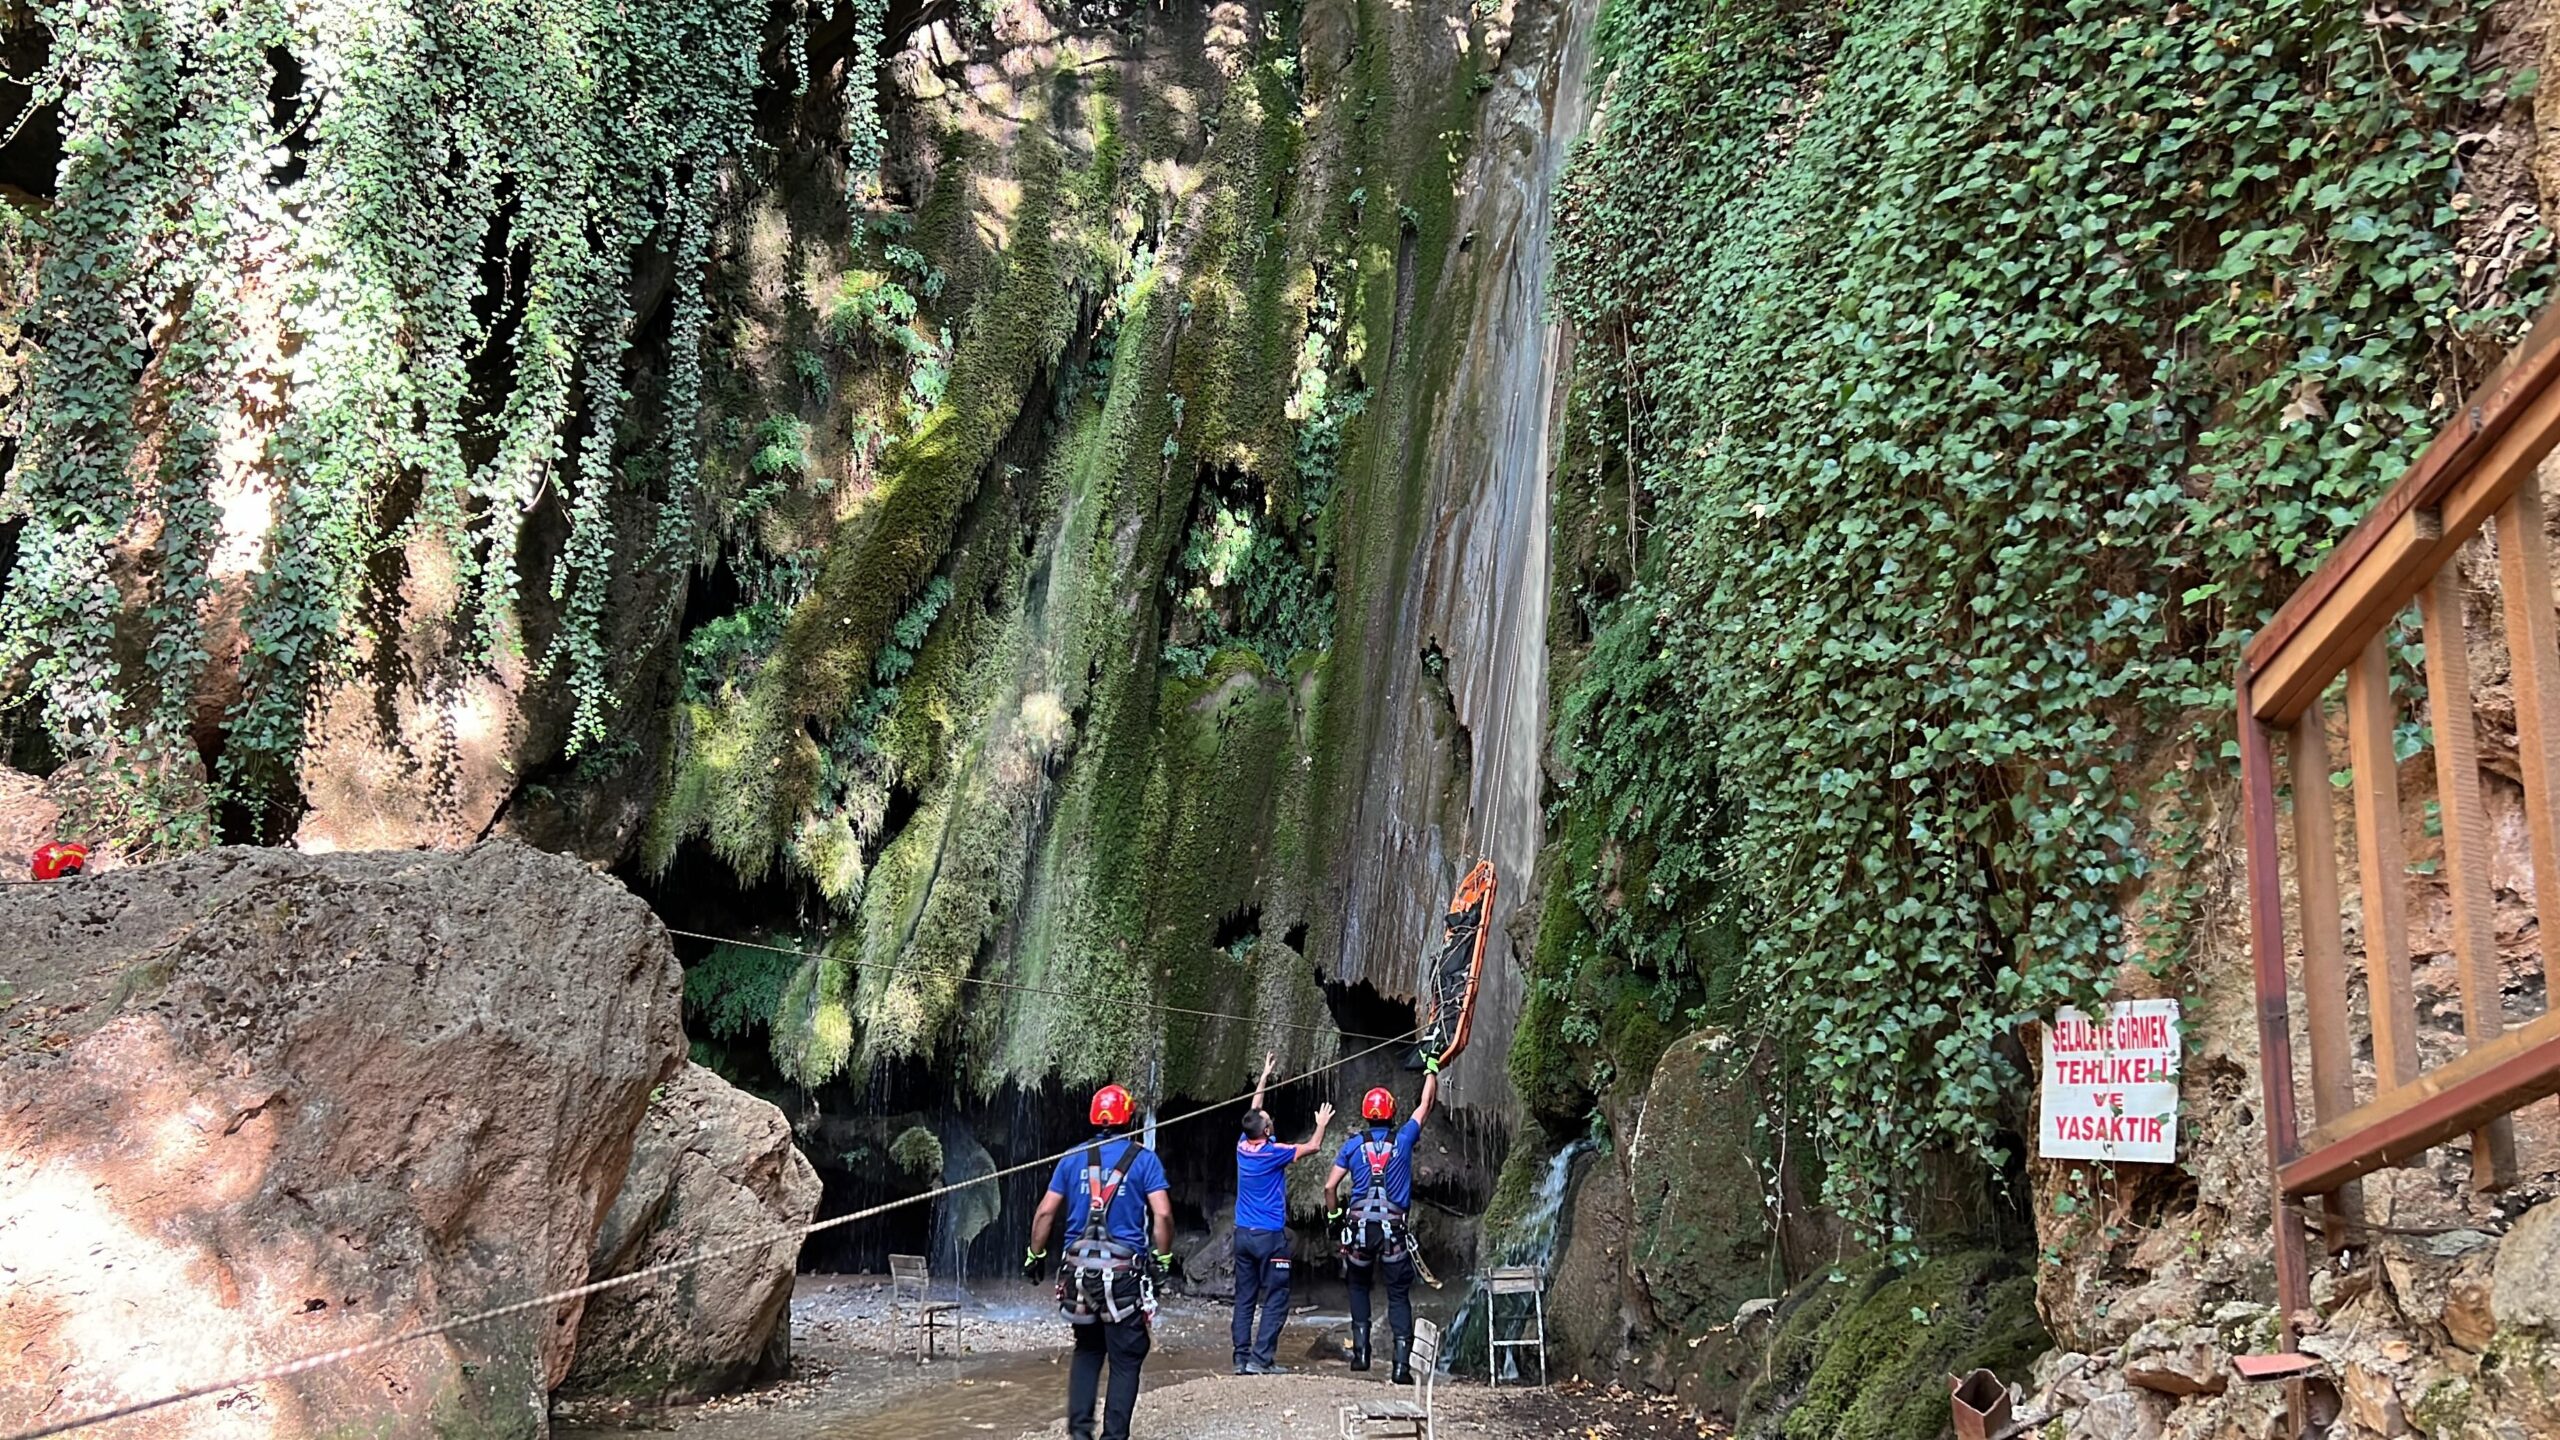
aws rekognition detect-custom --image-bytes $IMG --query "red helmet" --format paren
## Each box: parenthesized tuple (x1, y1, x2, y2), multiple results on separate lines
(1090, 1083, 1134, 1128)
(1361, 1087, 1397, 1122)
(30, 842, 88, 881)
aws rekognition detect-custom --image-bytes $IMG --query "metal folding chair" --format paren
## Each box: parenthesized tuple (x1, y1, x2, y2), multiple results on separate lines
(1485, 1264, 1547, 1387)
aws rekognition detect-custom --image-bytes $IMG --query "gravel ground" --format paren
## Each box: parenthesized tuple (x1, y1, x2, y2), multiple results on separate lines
(556, 1275, 1720, 1440)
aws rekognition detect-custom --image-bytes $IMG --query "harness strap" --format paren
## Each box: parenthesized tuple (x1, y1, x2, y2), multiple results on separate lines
(1080, 1137, 1148, 1242)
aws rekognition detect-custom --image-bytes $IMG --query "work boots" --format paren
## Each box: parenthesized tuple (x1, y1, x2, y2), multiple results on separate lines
(1349, 1327, 1372, 1371)
(1390, 1336, 1414, 1385)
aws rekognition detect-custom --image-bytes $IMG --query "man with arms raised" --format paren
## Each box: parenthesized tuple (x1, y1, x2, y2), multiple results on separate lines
(1231, 1052, 1335, 1374)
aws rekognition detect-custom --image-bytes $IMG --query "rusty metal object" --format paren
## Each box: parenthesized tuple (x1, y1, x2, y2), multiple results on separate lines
(2238, 681, 2313, 1356)
(1949, 1369, 2013, 1440)
(2234, 1353, 2323, 1384)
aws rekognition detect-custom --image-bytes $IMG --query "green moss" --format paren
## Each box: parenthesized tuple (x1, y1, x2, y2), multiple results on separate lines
(1733, 1253, 2050, 1440)
(890, 1125, 946, 1178)
(2411, 1374, 2475, 1435)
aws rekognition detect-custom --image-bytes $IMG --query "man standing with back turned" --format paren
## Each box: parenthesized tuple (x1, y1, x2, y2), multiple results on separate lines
(1024, 1083, 1175, 1440)
(1325, 1059, 1439, 1382)
(1232, 1052, 1336, 1375)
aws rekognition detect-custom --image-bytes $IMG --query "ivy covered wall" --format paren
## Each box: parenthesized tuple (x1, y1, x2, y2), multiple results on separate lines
(1523, 0, 2554, 1241)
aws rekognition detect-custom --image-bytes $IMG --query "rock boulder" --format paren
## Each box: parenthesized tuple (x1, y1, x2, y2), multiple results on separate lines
(562, 1063, 820, 1401)
(1623, 1031, 1772, 1337)
(0, 843, 685, 1439)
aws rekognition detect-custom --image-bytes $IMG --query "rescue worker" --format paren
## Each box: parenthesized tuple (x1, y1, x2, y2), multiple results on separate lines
(1023, 1082, 1175, 1440)
(1232, 1052, 1336, 1375)
(1324, 1059, 1439, 1382)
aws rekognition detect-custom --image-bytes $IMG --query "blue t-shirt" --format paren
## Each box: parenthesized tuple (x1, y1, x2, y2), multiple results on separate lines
(1235, 1136, 1303, 1231)
(1334, 1120, 1421, 1210)
(1047, 1135, 1170, 1249)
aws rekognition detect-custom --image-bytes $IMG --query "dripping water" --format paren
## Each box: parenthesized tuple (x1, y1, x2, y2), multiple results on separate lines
(1441, 1138, 1590, 1378)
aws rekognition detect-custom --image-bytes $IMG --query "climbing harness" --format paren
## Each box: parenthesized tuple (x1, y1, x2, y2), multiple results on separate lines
(1338, 1128, 1412, 1266)
(1058, 1137, 1158, 1325)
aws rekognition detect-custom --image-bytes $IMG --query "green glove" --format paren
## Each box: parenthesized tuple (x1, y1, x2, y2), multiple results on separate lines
(1022, 1248, 1046, 1283)
(1152, 1249, 1177, 1275)
(1327, 1206, 1345, 1224)
(1423, 1053, 1442, 1075)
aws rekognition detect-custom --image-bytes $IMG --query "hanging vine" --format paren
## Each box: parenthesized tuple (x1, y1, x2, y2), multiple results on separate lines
(1547, 0, 2551, 1234)
(0, 0, 900, 838)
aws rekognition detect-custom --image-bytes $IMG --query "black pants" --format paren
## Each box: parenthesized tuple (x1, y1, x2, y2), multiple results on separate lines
(1067, 1314, 1151, 1440)
(1345, 1250, 1415, 1345)
(1231, 1227, 1293, 1366)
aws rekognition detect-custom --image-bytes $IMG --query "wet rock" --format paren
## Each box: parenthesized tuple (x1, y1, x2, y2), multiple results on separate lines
(1623, 1031, 1771, 1337)
(561, 1063, 820, 1402)
(0, 843, 683, 1439)
(1179, 1202, 1240, 1299)
(1546, 1150, 1636, 1380)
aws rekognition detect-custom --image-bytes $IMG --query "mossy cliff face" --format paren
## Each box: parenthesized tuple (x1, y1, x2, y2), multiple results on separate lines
(637, 0, 1591, 1114)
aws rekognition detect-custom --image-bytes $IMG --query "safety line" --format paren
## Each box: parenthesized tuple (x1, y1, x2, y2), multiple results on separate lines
(666, 928, 1406, 1044)
(1, 1027, 1422, 1440)
(0, 883, 1399, 1044)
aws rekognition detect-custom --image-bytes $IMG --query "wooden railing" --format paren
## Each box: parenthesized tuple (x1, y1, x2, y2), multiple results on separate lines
(2240, 304, 2560, 1351)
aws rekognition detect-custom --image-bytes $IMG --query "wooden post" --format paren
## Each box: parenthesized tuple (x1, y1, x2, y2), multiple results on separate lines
(2346, 636, 2423, 1095)
(2287, 705, 2362, 1246)
(2495, 484, 2560, 997)
(2241, 677, 2312, 1366)
(2420, 567, 2521, 1190)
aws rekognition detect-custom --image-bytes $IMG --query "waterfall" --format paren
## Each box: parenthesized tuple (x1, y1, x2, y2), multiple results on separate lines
(1442, 1139, 1592, 1377)
(1331, 0, 1601, 1117)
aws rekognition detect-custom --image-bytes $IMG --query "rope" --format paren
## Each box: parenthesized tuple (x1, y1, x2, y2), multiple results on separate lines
(667, 929, 1407, 1044)
(1, 1027, 1420, 1440)
(0, 881, 1401, 1043)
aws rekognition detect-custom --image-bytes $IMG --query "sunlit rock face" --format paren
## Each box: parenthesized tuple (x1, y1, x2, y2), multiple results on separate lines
(0, 843, 683, 1439)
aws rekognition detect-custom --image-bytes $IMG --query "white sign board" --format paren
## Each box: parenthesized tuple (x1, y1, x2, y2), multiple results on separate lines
(2040, 999, 2181, 1163)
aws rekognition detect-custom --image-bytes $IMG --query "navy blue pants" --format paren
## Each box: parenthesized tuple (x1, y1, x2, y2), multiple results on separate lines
(1067, 1314, 1150, 1440)
(1231, 1226, 1294, 1366)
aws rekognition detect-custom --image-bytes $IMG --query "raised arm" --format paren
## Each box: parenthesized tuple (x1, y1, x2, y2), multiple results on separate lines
(1249, 1051, 1276, 1113)
(1412, 1068, 1440, 1130)
(1294, 1101, 1336, 1158)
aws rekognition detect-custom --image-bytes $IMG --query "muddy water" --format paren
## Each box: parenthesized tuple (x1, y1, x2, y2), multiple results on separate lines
(554, 1289, 1231, 1440)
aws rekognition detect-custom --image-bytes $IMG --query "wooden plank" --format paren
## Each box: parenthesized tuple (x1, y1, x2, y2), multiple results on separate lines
(2240, 691, 2313, 1347)
(2282, 1008, 2560, 1195)
(2420, 566, 2522, 1189)
(2250, 508, 2442, 724)
(2346, 637, 2424, 1094)
(2250, 300, 2560, 672)
(2495, 484, 2560, 998)
(2286, 706, 2364, 1245)
(2257, 366, 2560, 723)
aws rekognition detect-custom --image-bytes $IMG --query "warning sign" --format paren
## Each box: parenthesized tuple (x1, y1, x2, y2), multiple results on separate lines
(2039, 999, 2181, 1163)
